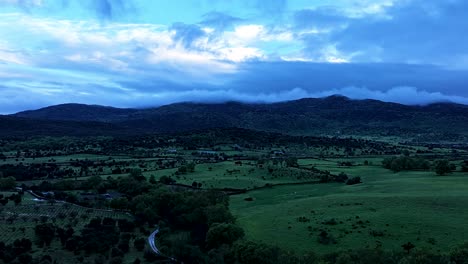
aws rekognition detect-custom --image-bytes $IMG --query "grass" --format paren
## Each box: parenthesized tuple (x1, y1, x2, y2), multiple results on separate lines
(144, 161, 321, 189)
(5, 148, 468, 258)
(230, 158, 468, 254)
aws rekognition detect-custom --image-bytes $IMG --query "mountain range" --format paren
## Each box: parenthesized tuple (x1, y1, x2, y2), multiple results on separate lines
(3, 96, 468, 141)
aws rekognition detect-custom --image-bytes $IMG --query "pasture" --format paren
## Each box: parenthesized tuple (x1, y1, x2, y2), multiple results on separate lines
(145, 161, 323, 189)
(230, 158, 468, 254)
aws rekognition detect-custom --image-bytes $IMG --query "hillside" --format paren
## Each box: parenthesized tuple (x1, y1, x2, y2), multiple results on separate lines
(14, 103, 138, 122)
(0, 116, 136, 137)
(7, 96, 468, 140)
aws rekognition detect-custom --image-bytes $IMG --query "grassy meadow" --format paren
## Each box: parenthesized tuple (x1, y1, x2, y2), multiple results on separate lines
(2, 131, 468, 262)
(230, 158, 468, 254)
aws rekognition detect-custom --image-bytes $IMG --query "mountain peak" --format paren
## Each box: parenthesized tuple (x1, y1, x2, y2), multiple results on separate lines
(324, 94, 350, 100)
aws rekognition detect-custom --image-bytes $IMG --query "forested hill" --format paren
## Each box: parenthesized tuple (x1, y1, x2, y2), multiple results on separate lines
(6, 96, 468, 140)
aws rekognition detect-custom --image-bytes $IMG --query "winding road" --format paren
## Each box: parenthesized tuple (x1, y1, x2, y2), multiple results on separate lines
(148, 228, 178, 262)
(148, 228, 161, 255)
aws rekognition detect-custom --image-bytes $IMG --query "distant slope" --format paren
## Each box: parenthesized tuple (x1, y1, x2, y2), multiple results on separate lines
(0, 116, 136, 137)
(14, 103, 138, 122)
(8, 96, 468, 140)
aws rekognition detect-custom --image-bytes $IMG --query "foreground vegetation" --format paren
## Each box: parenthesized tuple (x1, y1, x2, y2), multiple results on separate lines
(0, 128, 467, 263)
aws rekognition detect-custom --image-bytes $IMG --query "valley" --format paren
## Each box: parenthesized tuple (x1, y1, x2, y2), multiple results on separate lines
(1, 119, 467, 263)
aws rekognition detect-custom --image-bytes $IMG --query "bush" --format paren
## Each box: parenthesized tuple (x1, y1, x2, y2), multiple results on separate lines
(435, 160, 452, 175)
(322, 218, 338, 225)
(450, 243, 468, 264)
(159, 176, 176, 184)
(134, 238, 146, 251)
(318, 230, 336, 245)
(206, 223, 244, 249)
(335, 172, 349, 183)
(382, 156, 430, 172)
(346, 177, 362, 185)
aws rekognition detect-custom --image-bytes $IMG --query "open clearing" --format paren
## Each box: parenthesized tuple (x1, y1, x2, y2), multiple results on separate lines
(230, 158, 468, 254)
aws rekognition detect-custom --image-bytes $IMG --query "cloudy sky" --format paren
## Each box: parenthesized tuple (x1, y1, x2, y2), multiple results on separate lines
(1, 0, 468, 113)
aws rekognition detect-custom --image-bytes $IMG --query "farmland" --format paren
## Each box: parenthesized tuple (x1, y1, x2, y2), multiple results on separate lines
(1, 128, 468, 263)
(230, 158, 468, 254)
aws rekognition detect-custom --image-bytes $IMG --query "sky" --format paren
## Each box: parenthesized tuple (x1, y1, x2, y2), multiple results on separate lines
(0, 0, 468, 113)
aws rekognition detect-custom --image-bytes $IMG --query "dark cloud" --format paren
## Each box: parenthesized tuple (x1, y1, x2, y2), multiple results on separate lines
(295, 0, 468, 65)
(2, 60, 468, 114)
(227, 62, 468, 97)
(113, 61, 468, 106)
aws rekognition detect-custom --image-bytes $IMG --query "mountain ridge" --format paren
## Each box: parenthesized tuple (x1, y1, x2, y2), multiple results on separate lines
(6, 96, 468, 140)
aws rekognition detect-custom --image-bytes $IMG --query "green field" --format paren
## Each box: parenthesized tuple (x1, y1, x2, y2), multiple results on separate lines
(3, 133, 468, 262)
(230, 159, 468, 254)
(144, 161, 322, 189)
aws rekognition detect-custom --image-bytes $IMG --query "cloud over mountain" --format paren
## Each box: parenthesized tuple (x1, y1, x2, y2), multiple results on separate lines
(0, 0, 467, 113)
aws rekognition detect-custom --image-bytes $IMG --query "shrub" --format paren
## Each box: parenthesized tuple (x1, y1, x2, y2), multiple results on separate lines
(318, 230, 336, 245)
(322, 218, 338, 225)
(346, 177, 362, 185)
(435, 160, 452, 175)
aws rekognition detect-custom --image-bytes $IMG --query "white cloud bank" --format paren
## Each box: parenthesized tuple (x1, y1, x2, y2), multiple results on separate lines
(2, 86, 467, 114)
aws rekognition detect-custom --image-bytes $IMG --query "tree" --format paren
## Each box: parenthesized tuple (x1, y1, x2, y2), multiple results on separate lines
(117, 176, 150, 196)
(0, 198, 8, 206)
(109, 257, 123, 264)
(402, 242, 415, 254)
(461, 162, 468, 172)
(159, 176, 176, 185)
(149, 175, 157, 184)
(13, 238, 32, 254)
(11, 194, 22, 206)
(80, 217, 119, 253)
(232, 240, 301, 264)
(17, 253, 33, 264)
(110, 197, 129, 210)
(186, 162, 196, 173)
(177, 165, 187, 174)
(118, 239, 130, 253)
(335, 172, 349, 183)
(318, 230, 336, 245)
(285, 157, 298, 167)
(205, 204, 234, 226)
(134, 238, 146, 251)
(435, 160, 451, 175)
(84, 175, 102, 190)
(206, 223, 244, 249)
(450, 242, 468, 264)
(35, 223, 56, 247)
(346, 177, 362, 185)
(57, 227, 74, 246)
(0, 176, 16, 190)
(130, 169, 146, 181)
